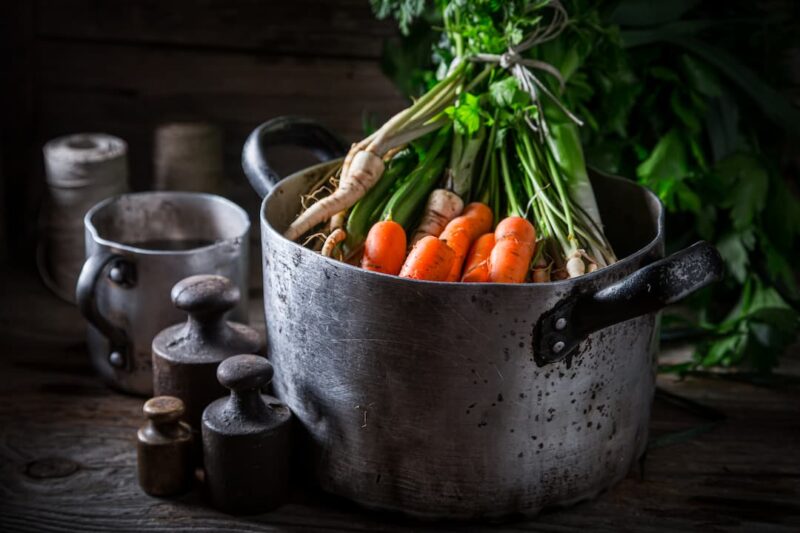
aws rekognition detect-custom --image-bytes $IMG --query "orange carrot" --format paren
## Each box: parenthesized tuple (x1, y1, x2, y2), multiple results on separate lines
(461, 233, 495, 282)
(488, 217, 536, 283)
(439, 202, 493, 281)
(360, 220, 407, 275)
(399, 236, 455, 281)
(462, 202, 493, 227)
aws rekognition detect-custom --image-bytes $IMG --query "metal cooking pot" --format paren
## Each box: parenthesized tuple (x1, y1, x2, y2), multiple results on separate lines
(242, 117, 723, 519)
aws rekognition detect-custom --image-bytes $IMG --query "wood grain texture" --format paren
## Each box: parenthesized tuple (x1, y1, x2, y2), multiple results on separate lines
(36, 0, 395, 58)
(36, 41, 406, 190)
(0, 269, 799, 532)
(6, 0, 406, 267)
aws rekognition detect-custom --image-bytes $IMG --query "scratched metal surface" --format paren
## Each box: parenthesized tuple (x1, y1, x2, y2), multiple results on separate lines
(257, 162, 665, 518)
(83, 192, 250, 396)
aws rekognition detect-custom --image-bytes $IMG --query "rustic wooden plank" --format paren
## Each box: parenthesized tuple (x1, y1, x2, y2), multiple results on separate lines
(36, 41, 406, 190)
(36, 0, 396, 59)
(0, 269, 799, 532)
(36, 42, 405, 114)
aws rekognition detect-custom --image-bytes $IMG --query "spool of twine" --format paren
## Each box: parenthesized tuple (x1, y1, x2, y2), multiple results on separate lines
(153, 122, 224, 193)
(40, 133, 129, 302)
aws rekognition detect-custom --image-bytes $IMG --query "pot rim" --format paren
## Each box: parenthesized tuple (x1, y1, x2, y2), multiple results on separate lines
(85, 190, 251, 256)
(261, 158, 665, 287)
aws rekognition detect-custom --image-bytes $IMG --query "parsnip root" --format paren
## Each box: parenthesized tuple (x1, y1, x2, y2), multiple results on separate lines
(410, 189, 464, 246)
(285, 150, 385, 242)
(566, 249, 586, 278)
(321, 228, 346, 258)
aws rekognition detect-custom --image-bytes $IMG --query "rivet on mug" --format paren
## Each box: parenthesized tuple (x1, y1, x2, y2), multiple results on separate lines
(109, 351, 126, 368)
(554, 317, 567, 330)
(109, 266, 125, 284)
(552, 341, 565, 354)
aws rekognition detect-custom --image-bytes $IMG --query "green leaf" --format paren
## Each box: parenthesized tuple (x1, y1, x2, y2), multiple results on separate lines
(749, 279, 792, 313)
(696, 205, 717, 240)
(624, 31, 800, 135)
(761, 238, 798, 299)
(370, 0, 427, 35)
(677, 37, 800, 136)
(650, 66, 680, 82)
(705, 89, 741, 163)
(716, 231, 751, 283)
(446, 92, 482, 136)
(763, 174, 800, 253)
(686, 134, 707, 170)
(636, 129, 687, 182)
(730, 176, 767, 231)
(586, 141, 625, 175)
(378, 19, 439, 97)
(488, 77, 528, 109)
(701, 333, 745, 366)
(715, 154, 768, 231)
(680, 54, 721, 98)
(675, 181, 701, 213)
(692, 274, 797, 372)
(636, 129, 696, 210)
(670, 91, 701, 133)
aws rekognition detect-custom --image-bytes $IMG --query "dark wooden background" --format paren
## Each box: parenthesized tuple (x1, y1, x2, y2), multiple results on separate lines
(0, 0, 408, 266)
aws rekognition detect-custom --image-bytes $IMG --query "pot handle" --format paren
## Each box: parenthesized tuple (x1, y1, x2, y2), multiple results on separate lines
(534, 241, 723, 365)
(242, 116, 348, 199)
(76, 250, 137, 371)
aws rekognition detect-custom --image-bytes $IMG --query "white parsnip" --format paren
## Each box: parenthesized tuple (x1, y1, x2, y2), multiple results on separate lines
(410, 189, 464, 246)
(565, 250, 586, 278)
(321, 228, 346, 258)
(284, 151, 384, 242)
(284, 60, 472, 243)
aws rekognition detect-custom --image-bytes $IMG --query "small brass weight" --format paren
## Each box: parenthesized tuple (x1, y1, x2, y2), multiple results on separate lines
(137, 396, 194, 496)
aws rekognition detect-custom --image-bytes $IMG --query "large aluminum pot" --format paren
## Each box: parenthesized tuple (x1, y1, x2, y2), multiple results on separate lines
(243, 117, 723, 519)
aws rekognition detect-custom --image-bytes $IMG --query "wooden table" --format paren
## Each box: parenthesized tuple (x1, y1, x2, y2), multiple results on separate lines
(1, 268, 798, 532)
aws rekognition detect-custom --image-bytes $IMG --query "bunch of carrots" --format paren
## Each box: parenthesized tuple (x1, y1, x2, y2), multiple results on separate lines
(362, 199, 536, 283)
(285, 1, 617, 281)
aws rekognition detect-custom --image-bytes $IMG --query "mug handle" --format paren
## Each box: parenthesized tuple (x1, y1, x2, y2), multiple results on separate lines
(76, 250, 137, 371)
(242, 116, 348, 199)
(534, 241, 723, 365)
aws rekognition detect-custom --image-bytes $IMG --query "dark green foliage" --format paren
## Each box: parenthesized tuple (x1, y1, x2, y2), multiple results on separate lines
(371, 0, 800, 372)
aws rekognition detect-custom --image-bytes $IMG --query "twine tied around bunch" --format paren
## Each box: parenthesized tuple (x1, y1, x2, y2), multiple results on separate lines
(469, 0, 583, 135)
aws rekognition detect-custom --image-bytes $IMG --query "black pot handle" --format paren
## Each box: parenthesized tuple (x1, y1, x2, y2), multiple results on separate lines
(76, 250, 137, 371)
(535, 241, 723, 365)
(242, 116, 348, 199)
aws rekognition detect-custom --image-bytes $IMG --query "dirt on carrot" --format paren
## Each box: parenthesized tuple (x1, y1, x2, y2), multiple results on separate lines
(399, 236, 455, 281)
(488, 216, 536, 283)
(461, 233, 495, 282)
(439, 202, 493, 281)
(361, 220, 407, 276)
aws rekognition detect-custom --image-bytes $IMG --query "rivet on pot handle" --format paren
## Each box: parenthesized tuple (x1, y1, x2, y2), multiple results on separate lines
(535, 241, 724, 365)
(76, 250, 136, 370)
(242, 116, 347, 199)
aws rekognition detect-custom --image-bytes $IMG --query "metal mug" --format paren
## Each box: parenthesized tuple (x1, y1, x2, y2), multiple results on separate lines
(242, 117, 724, 519)
(77, 191, 250, 396)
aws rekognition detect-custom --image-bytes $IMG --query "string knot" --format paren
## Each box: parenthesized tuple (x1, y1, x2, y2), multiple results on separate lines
(465, 0, 583, 130)
(499, 49, 522, 69)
